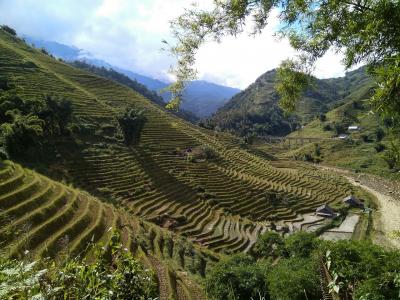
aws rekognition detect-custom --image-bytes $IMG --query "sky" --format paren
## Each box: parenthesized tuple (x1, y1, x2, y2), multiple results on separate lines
(0, 0, 348, 89)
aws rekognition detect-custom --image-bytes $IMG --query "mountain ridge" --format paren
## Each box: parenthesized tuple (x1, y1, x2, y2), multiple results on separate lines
(23, 35, 240, 118)
(210, 66, 371, 137)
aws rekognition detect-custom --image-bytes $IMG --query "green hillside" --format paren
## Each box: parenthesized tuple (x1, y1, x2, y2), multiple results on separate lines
(210, 67, 371, 137)
(0, 28, 382, 298)
(277, 75, 400, 180)
(0, 28, 358, 244)
(0, 160, 209, 299)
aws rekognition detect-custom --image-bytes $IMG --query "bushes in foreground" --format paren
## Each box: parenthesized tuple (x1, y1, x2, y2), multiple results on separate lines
(0, 232, 157, 299)
(206, 232, 400, 300)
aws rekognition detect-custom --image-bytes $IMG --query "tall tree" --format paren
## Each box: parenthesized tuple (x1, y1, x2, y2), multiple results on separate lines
(166, 0, 400, 119)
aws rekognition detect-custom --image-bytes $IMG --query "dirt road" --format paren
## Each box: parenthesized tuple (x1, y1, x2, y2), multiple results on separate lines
(318, 165, 400, 249)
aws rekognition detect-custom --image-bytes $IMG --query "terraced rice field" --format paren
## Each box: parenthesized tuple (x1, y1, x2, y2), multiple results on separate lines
(0, 160, 209, 300)
(0, 31, 355, 257)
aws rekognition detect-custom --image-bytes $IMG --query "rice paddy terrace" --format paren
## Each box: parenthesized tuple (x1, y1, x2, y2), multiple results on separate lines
(0, 31, 355, 256)
(0, 160, 209, 299)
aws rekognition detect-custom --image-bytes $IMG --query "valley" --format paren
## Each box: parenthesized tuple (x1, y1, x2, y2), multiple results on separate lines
(1, 17, 399, 300)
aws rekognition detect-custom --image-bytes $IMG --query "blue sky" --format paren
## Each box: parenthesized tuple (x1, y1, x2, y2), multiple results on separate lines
(0, 0, 347, 89)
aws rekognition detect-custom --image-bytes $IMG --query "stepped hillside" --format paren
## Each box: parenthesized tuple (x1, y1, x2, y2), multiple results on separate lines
(0, 29, 358, 257)
(0, 160, 210, 299)
(25, 35, 240, 118)
(210, 67, 371, 137)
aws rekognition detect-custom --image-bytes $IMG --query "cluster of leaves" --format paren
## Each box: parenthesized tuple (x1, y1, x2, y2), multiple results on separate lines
(117, 107, 147, 146)
(0, 232, 157, 299)
(206, 231, 400, 300)
(0, 77, 73, 158)
(206, 232, 320, 300)
(186, 145, 218, 162)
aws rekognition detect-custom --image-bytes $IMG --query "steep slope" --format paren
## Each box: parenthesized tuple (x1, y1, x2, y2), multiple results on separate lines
(211, 67, 371, 137)
(70, 61, 199, 123)
(0, 160, 208, 299)
(0, 29, 356, 255)
(24, 35, 240, 118)
(280, 78, 399, 180)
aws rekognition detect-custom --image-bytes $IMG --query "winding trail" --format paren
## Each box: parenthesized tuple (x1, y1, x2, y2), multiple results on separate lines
(317, 165, 400, 249)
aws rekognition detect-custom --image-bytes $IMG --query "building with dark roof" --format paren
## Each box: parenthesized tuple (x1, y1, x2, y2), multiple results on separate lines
(316, 204, 337, 218)
(343, 195, 364, 208)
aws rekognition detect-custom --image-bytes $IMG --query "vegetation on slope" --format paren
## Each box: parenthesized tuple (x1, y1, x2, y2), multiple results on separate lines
(0, 160, 210, 299)
(70, 60, 199, 123)
(280, 79, 400, 179)
(209, 67, 371, 137)
(2, 25, 398, 299)
(0, 233, 157, 299)
(0, 27, 358, 257)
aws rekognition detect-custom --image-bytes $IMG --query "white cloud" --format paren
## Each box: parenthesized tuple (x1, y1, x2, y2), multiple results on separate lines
(0, 0, 347, 89)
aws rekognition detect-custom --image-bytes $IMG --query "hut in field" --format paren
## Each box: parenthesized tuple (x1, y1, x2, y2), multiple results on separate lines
(348, 125, 360, 131)
(316, 204, 336, 218)
(343, 195, 364, 208)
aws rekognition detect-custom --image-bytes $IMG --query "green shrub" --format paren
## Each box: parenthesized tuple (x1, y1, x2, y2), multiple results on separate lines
(205, 254, 268, 300)
(190, 145, 219, 161)
(323, 240, 400, 299)
(323, 123, 332, 131)
(251, 231, 284, 259)
(375, 128, 385, 141)
(374, 143, 386, 152)
(117, 108, 147, 146)
(284, 232, 318, 258)
(0, 232, 157, 299)
(267, 257, 320, 300)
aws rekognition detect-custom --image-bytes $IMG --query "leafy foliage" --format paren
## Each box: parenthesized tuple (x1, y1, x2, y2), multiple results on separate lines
(0, 232, 157, 299)
(117, 107, 147, 146)
(324, 240, 400, 299)
(0, 80, 73, 158)
(206, 232, 400, 300)
(251, 231, 283, 259)
(267, 257, 320, 300)
(205, 254, 268, 300)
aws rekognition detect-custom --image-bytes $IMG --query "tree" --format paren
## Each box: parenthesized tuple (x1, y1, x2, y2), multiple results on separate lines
(205, 254, 268, 300)
(0, 111, 44, 157)
(284, 232, 319, 258)
(1, 25, 16, 36)
(267, 257, 321, 300)
(117, 108, 147, 146)
(41, 95, 73, 135)
(166, 0, 400, 120)
(251, 231, 284, 259)
(323, 240, 400, 299)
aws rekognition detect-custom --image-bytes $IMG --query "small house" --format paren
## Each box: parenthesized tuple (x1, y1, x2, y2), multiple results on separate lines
(343, 195, 364, 208)
(316, 204, 336, 218)
(348, 125, 360, 131)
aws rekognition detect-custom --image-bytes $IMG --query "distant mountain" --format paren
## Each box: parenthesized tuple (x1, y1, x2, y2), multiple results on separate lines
(24, 36, 240, 118)
(210, 67, 371, 137)
(180, 81, 240, 118)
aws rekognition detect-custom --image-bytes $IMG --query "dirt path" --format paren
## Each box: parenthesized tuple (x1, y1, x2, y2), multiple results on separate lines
(317, 165, 400, 249)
